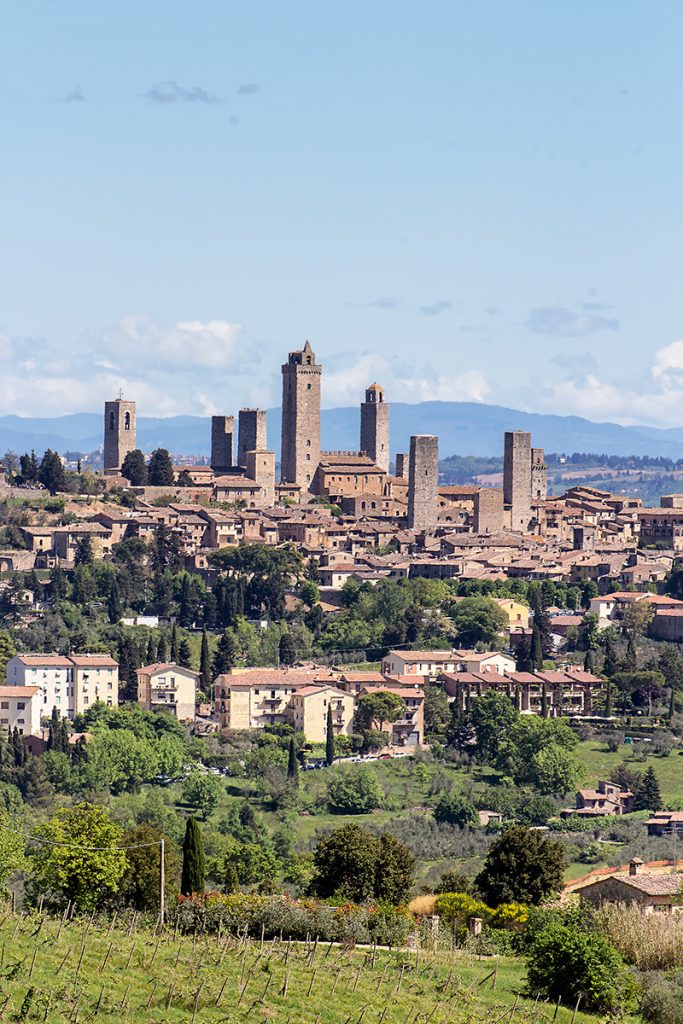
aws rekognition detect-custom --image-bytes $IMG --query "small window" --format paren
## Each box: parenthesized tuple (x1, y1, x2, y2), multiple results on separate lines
(124, 411, 131, 430)
(307, 383, 312, 390)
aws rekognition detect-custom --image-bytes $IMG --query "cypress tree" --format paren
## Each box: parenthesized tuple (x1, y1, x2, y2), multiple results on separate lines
(171, 622, 179, 664)
(583, 649, 595, 673)
(625, 635, 637, 672)
(181, 817, 205, 896)
(603, 635, 619, 677)
(604, 676, 613, 716)
(157, 634, 168, 663)
(540, 682, 549, 718)
(12, 727, 25, 767)
(325, 702, 335, 766)
(531, 626, 544, 670)
(670, 686, 677, 719)
(178, 637, 192, 668)
(146, 634, 157, 664)
(224, 863, 240, 894)
(200, 628, 211, 690)
(287, 737, 299, 781)
(107, 577, 123, 625)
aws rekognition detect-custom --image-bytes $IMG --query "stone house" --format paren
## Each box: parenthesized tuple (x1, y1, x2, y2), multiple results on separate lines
(578, 859, 683, 913)
(136, 662, 198, 722)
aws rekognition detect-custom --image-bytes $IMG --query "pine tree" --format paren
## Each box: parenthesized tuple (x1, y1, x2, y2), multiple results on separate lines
(170, 623, 179, 664)
(213, 631, 238, 675)
(634, 766, 662, 811)
(326, 702, 335, 766)
(200, 629, 211, 690)
(181, 817, 205, 896)
(287, 737, 299, 781)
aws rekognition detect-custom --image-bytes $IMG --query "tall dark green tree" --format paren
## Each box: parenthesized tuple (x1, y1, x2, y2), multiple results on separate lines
(213, 631, 238, 675)
(278, 632, 296, 667)
(287, 737, 299, 782)
(107, 577, 123, 624)
(38, 449, 66, 494)
(583, 649, 595, 673)
(121, 449, 148, 486)
(170, 622, 179, 663)
(148, 448, 175, 487)
(515, 635, 534, 673)
(540, 682, 549, 718)
(634, 766, 662, 811)
(475, 825, 566, 906)
(604, 676, 613, 716)
(157, 634, 168, 663)
(603, 633, 619, 677)
(531, 626, 544, 670)
(326, 703, 335, 766)
(180, 817, 205, 896)
(74, 534, 94, 567)
(12, 727, 25, 767)
(178, 637, 192, 669)
(200, 629, 211, 690)
(146, 635, 158, 664)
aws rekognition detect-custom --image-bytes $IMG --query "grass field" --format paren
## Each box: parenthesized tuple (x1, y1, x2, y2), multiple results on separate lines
(576, 738, 683, 807)
(0, 907, 610, 1024)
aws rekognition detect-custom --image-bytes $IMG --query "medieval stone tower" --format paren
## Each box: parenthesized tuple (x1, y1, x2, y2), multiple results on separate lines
(407, 434, 439, 530)
(238, 409, 267, 467)
(211, 416, 234, 473)
(360, 383, 390, 473)
(280, 340, 322, 490)
(503, 431, 532, 532)
(103, 397, 136, 475)
(531, 447, 548, 502)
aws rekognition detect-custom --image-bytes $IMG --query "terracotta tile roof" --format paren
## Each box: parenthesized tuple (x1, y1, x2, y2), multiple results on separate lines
(0, 686, 41, 697)
(68, 655, 118, 668)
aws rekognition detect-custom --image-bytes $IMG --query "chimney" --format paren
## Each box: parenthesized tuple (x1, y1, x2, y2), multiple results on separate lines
(629, 858, 644, 876)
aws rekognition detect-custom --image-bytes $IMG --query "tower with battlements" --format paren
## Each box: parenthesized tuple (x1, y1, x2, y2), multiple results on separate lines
(280, 340, 322, 490)
(103, 396, 136, 475)
(238, 409, 267, 467)
(360, 383, 390, 473)
(408, 434, 439, 530)
(211, 416, 234, 473)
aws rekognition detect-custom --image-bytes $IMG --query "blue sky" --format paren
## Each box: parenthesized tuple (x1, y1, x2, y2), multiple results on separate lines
(1, 0, 682, 425)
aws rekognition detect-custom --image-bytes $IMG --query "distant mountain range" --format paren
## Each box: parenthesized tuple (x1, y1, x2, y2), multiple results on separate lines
(2, 403, 683, 461)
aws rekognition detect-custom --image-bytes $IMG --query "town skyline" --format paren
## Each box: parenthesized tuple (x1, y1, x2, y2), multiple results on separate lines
(2, 1, 682, 425)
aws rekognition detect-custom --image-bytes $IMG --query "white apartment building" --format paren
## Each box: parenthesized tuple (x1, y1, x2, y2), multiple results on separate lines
(5, 653, 119, 720)
(0, 686, 41, 735)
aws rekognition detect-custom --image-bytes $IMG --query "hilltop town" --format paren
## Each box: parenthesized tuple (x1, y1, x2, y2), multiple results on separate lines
(2, 340, 683, 1021)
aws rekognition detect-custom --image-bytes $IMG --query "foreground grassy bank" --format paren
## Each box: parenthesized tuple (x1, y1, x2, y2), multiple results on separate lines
(0, 907, 606, 1024)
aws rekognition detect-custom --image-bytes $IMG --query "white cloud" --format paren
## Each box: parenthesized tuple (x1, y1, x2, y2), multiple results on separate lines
(533, 339, 683, 426)
(392, 370, 490, 403)
(95, 315, 243, 370)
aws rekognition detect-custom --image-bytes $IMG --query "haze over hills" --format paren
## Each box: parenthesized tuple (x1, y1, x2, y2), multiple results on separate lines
(2, 403, 683, 461)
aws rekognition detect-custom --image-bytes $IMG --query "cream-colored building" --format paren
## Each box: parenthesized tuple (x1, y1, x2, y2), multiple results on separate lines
(6, 653, 118, 719)
(381, 650, 461, 678)
(213, 668, 338, 731)
(0, 685, 41, 735)
(137, 662, 198, 721)
(288, 685, 355, 742)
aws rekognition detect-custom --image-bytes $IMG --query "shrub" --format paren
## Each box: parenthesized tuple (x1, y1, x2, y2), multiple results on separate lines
(640, 971, 683, 1024)
(326, 766, 383, 814)
(525, 917, 635, 1012)
(174, 892, 412, 946)
(435, 892, 491, 925)
(433, 793, 478, 828)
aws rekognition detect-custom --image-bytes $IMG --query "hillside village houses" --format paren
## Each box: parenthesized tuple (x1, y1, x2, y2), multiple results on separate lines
(2, 338, 683, 748)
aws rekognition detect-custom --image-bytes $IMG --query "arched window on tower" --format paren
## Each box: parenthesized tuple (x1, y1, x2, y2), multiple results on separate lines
(124, 412, 131, 430)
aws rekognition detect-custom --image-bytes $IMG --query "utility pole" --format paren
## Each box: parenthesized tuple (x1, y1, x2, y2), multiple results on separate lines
(160, 838, 165, 924)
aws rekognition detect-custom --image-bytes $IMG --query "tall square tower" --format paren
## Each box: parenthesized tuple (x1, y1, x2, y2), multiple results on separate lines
(238, 409, 267, 467)
(503, 431, 532, 532)
(280, 340, 322, 490)
(211, 416, 234, 472)
(103, 397, 136, 475)
(360, 383, 390, 473)
(408, 434, 439, 530)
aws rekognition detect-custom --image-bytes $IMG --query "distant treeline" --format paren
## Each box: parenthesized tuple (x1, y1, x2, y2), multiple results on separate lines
(439, 451, 683, 485)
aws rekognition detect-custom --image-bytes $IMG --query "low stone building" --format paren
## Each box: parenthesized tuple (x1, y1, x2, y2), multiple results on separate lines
(577, 859, 683, 913)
